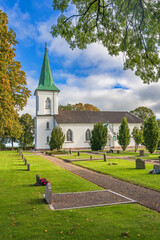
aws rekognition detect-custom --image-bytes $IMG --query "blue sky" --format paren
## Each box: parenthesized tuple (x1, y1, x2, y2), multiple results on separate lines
(1, 0, 160, 118)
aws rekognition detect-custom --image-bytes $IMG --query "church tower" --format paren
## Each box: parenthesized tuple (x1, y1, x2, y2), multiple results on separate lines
(34, 44, 60, 150)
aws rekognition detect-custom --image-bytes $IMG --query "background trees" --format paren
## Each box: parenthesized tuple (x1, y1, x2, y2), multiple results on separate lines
(59, 103, 100, 111)
(143, 116, 159, 154)
(130, 107, 155, 121)
(118, 117, 131, 151)
(19, 114, 34, 149)
(0, 10, 30, 137)
(90, 122, 108, 151)
(52, 0, 160, 83)
(49, 127, 65, 150)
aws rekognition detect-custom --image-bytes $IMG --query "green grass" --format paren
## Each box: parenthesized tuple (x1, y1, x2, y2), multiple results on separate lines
(73, 159, 160, 191)
(1, 151, 160, 239)
(59, 152, 102, 160)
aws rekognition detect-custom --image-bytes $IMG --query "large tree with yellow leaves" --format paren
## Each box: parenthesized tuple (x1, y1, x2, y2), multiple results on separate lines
(0, 10, 31, 136)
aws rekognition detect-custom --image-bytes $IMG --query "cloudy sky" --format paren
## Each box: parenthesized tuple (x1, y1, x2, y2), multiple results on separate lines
(1, 0, 160, 118)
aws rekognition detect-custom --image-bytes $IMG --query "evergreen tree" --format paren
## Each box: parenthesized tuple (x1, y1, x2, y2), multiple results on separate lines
(118, 117, 131, 151)
(90, 122, 108, 151)
(143, 116, 159, 154)
(132, 127, 143, 152)
(49, 127, 65, 150)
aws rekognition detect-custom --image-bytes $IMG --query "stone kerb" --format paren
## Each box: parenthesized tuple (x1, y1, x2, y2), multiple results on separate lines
(136, 158, 145, 169)
(45, 183, 52, 204)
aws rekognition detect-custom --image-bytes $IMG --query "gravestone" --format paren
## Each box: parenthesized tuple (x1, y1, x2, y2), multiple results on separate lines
(27, 163, 30, 171)
(24, 159, 27, 165)
(45, 183, 52, 204)
(90, 155, 92, 160)
(77, 151, 80, 156)
(117, 150, 120, 154)
(139, 150, 145, 156)
(36, 174, 40, 185)
(22, 154, 23, 159)
(136, 158, 145, 169)
(69, 149, 72, 155)
(153, 165, 160, 171)
(104, 154, 106, 162)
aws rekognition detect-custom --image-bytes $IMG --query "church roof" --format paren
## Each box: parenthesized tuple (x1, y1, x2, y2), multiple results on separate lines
(54, 111, 143, 124)
(36, 43, 59, 91)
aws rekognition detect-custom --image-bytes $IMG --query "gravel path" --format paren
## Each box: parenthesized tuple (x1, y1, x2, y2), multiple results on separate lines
(36, 153, 160, 212)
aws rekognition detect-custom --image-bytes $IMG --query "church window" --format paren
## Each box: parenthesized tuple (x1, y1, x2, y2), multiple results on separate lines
(66, 129, 73, 141)
(47, 136, 50, 144)
(85, 129, 91, 141)
(45, 98, 51, 109)
(46, 122, 49, 129)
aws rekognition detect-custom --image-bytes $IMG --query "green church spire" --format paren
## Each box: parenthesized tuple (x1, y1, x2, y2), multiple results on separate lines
(36, 43, 59, 91)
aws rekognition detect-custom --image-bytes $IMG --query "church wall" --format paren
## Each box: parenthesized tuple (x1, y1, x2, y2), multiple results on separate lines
(59, 123, 141, 148)
(59, 122, 142, 149)
(35, 116, 56, 150)
(36, 91, 58, 115)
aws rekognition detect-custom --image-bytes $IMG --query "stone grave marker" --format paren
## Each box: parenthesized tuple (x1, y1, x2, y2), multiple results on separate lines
(45, 183, 52, 204)
(27, 163, 30, 171)
(139, 150, 145, 156)
(24, 159, 27, 165)
(77, 151, 80, 156)
(136, 158, 145, 169)
(36, 174, 40, 185)
(69, 149, 72, 155)
(90, 155, 92, 160)
(104, 154, 106, 162)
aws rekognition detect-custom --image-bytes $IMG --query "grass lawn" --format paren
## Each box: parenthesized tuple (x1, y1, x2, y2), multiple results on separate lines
(59, 152, 102, 160)
(1, 152, 160, 239)
(73, 159, 160, 191)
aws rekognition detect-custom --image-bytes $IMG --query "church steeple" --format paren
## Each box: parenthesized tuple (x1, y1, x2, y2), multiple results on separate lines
(36, 43, 59, 91)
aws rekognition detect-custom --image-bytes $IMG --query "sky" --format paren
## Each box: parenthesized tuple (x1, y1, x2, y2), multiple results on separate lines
(1, 0, 160, 118)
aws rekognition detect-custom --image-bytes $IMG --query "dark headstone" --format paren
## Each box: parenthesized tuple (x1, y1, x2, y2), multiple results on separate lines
(69, 149, 72, 154)
(136, 158, 145, 169)
(27, 163, 30, 171)
(77, 151, 80, 156)
(139, 150, 144, 156)
(24, 159, 27, 165)
(117, 150, 120, 154)
(104, 154, 106, 162)
(90, 155, 92, 160)
(36, 174, 40, 185)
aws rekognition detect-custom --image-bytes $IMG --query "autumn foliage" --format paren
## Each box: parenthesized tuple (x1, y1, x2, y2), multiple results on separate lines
(59, 103, 100, 111)
(0, 10, 31, 136)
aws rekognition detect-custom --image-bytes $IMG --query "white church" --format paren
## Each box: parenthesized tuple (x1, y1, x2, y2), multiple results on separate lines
(34, 45, 143, 151)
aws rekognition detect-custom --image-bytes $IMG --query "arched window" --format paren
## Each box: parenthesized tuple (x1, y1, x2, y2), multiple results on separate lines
(46, 122, 49, 129)
(85, 129, 91, 141)
(66, 129, 73, 141)
(47, 136, 50, 144)
(45, 98, 51, 109)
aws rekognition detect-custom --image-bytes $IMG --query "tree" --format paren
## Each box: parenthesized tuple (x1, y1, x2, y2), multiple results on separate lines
(19, 114, 34, 149)
(49, 127, 65, 150)
(132, 126, 143, 152)
(3, 114, 23, 149)
(0, 10, 31, 137)
(130, 107, 155, 121)
(143, 116, 159, 154)
(117, 117, 131, 151)
(157, 119, 160, 149)
(59, 103, 100, 111)
(90, 122, 108, 151)
(51, 0, 160, 83)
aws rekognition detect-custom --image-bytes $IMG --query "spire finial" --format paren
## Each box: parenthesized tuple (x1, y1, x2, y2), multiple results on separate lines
(45, 42, 47, 51)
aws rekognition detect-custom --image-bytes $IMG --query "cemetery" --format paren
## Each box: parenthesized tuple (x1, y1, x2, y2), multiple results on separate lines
(1, 150, 160, 240)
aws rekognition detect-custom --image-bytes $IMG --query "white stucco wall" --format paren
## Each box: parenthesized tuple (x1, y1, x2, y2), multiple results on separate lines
(59, 122, 142, 149)
(35, 90, 58, 115)
(35, 116, 57, 150)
